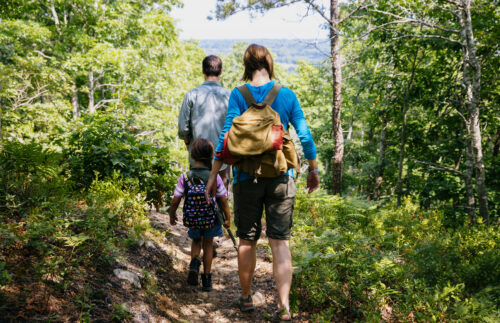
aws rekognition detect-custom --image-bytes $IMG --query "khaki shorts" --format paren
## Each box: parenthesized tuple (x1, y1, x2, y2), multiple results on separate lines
(233, 175, 296, 241)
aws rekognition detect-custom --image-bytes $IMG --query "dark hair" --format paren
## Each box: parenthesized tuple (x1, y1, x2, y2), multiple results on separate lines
(190, 138, 214, 169)
(242, 44, 274, 81)
(202, 55, 223, 77)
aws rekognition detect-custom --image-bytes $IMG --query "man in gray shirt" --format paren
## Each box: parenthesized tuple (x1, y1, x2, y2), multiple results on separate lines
(178, 55, 231, 189)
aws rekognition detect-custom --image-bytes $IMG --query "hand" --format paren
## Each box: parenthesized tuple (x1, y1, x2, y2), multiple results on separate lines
(306, 172, 320, 194)
(223, 218, 231, 229)
(204, 174, 217, 204)
(169, 215, 177, 225)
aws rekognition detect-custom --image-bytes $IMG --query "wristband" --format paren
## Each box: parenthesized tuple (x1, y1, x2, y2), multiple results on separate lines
(309, 168, 319, 174)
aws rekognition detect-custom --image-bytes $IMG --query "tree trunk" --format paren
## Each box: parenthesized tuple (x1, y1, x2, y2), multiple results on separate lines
(397, 48, 419, 206)
(374, 113, 387, 200)
(360, 121, 365, 146)
(88, 69, 95, 114)
(459, 0, 488, 223)
(347, 115, 354, 141)
(347, 80, 362, 142)
(330, 0, 344, 195)
(72, 83, 80, 120)
(465, 127, 476, 223)
(493, 129, 500, 158)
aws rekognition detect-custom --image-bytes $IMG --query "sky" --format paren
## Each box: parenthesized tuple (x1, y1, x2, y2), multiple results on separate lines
(169, 0, 330, 40)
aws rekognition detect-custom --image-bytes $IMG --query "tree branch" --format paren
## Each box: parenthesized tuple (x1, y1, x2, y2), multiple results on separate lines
(341, 19, 410, 49)
(409, 158, 464, 176)
(338, 2, 367, 25)
(14, 87, 49, 108)
(303, 0, 332, 25)
(135, 129, 159, 137)
(441, 0, 462, 8)
(93, 99, 118, 111)
(392, 34, 462, 45)
(33, 49, 55, 60)
(95, 83, 119, 89)
(369, 8, 460, 34)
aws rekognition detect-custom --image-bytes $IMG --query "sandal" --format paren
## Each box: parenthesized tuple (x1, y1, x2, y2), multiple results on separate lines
(273, 308, 292, 322)
(239, 295, 254, 312)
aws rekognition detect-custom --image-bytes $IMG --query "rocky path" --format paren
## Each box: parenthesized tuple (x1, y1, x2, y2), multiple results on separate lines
(115, 211, 310, 323)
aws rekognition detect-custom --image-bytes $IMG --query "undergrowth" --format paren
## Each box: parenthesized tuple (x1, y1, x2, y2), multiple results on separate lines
(290, 188, 500, 322)
(0, 140, 155, 320)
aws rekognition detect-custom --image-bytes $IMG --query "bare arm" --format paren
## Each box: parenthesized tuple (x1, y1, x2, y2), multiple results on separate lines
(168, 196, 182, 225)
(205, 159, 223, 203)
(216, 195, 231, 228)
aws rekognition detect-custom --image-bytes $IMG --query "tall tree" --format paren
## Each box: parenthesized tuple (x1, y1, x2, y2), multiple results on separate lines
(367, 0, 490, 221)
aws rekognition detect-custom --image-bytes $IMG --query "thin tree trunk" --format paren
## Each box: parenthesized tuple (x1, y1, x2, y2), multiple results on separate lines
(72, 83, 80, 120)
(493, 129, 500, 158)
(347, 80, 362, 142)
(347, 115, 354, 141)
(360, 121, 365, 146)
(397, 47, 420, 206)
(49, 0, 61, 35)
(465, 127, 476, 223)
(374, 113, 387, 200)
(88, 69, 95, 114)
(459, 0, 488, 223)
(330, 0, 344, 195)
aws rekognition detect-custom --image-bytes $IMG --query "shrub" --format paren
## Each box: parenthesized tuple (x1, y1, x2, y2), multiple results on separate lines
(0, 140, 69, 216)
(291, 189, 500, 322)
(65, 112, 178, 209)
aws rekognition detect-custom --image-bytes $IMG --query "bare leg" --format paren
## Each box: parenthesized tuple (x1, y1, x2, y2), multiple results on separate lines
(238, 238, 257, 298)
(268, 237, 292, 315)
(202, 237, 214, 273)
(191, 238, 202, 260)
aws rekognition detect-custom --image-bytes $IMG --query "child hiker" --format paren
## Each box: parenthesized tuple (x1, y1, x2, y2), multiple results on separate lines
(168, 138, 231, 291)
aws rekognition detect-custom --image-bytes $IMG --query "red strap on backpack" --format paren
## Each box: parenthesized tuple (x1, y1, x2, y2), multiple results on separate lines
(215, 131, 240, 164)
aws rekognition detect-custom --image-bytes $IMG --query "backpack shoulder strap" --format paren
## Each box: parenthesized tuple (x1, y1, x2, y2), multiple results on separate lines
(189, 168, 210, 184)
(183, 172, 190, 198)
(237, 85, 256, 107)
(263, 84, 282, 107)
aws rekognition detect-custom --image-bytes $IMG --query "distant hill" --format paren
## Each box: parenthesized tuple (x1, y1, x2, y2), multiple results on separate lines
(198, 39, 330, 70)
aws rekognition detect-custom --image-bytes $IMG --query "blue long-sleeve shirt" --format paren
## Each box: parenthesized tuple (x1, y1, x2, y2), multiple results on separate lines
(215, 80, 317, 182)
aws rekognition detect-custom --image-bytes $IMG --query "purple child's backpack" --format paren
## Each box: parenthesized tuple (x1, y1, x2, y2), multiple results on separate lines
(182, 172, 217, 229)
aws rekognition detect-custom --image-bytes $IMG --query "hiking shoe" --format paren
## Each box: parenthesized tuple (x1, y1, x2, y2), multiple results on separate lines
(187, 257, 201, 286)
(201, 273, 212, 292)
(239, 295, 254, 312)
(272, 308, 292, 322)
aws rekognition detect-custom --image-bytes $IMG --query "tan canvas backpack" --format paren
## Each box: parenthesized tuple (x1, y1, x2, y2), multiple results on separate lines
(220, 84, 300, 179)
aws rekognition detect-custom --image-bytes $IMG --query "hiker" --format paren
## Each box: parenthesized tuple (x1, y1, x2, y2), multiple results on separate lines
(178, 55, 231, 190)
(205, 44, 320, 321)
(168, 138, 231, 291)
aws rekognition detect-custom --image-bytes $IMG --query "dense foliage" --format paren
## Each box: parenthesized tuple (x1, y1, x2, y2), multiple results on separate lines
(0, 0, 498, 320)
(291, 189, 500, 321)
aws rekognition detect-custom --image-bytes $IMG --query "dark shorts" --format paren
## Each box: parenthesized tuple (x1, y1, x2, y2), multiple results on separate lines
(188, 225, 223, 240)
(233, 175, 296, 241)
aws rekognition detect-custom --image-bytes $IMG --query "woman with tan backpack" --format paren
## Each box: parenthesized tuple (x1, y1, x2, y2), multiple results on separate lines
(205, 44, 320, 322)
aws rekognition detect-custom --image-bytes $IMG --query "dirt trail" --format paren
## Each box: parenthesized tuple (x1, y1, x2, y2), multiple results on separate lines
(146, 211, 295, 323)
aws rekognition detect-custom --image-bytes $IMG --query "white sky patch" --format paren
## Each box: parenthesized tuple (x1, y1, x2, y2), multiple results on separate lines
(170, 0, 330, 40)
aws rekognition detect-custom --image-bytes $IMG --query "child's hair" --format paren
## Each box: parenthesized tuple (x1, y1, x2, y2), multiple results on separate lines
(190, 138, 214, 169)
